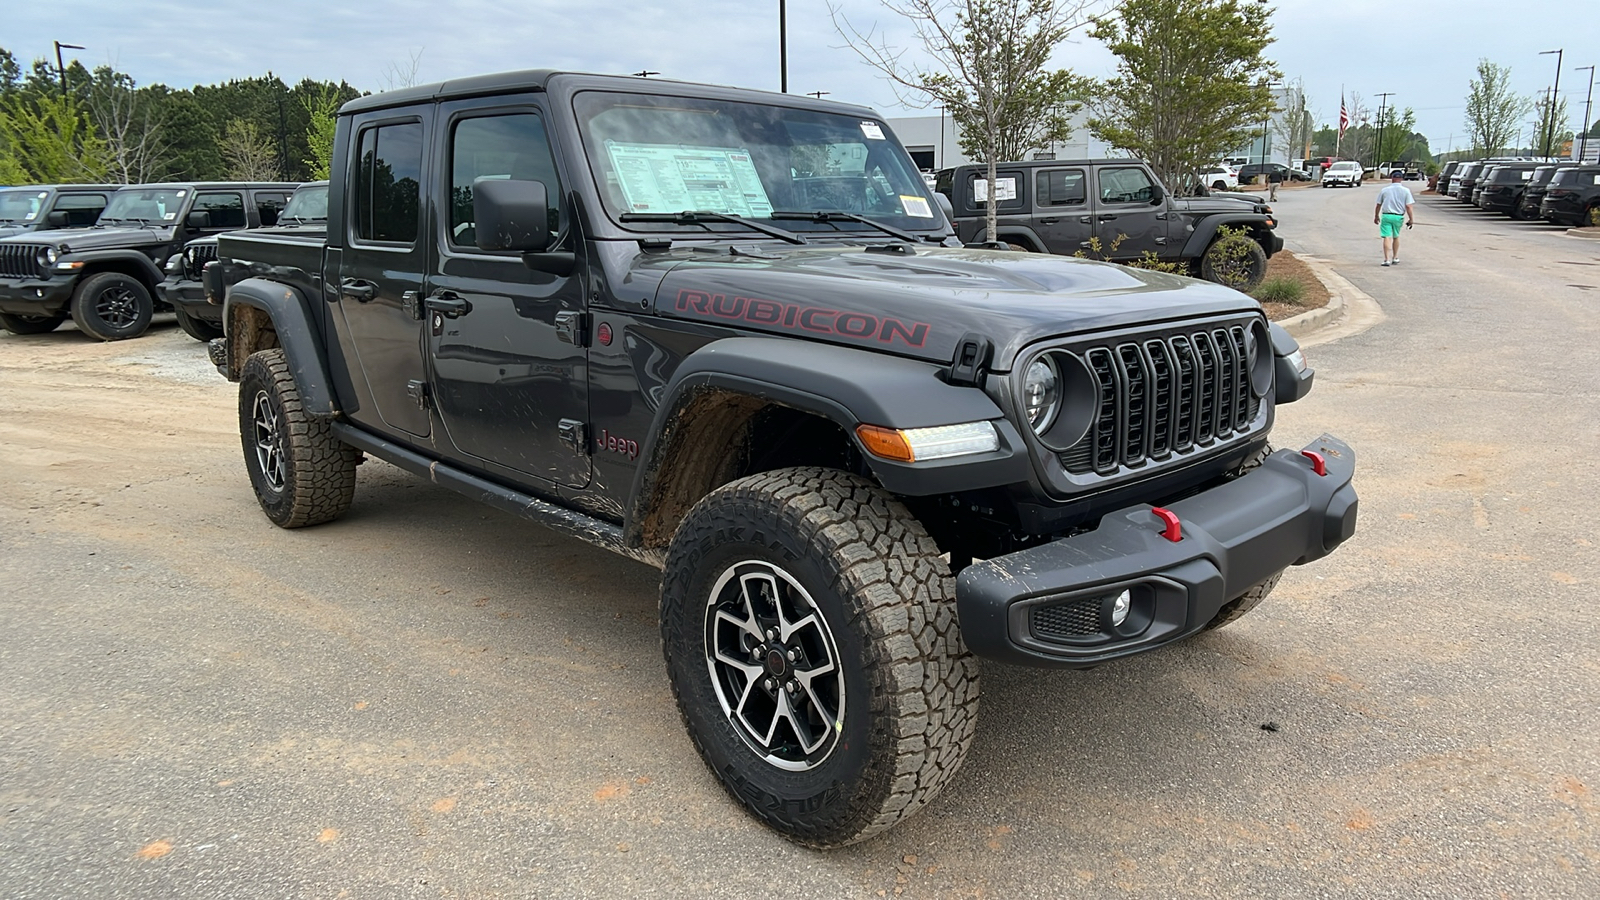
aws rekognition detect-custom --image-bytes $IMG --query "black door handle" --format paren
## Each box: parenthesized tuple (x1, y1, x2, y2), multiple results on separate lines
(340, 278, 376, 302)
(1098, 214, 1117, 221)
(1078, 215, 1092, 224)
(1039, 217, 1060, 225)
(424, 290, 471, 318)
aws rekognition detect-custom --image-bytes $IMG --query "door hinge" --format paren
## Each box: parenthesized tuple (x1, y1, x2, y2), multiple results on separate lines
(406, 379, 432, 410)
(558, 418, 589, 455)
(555, 311, 591, 346)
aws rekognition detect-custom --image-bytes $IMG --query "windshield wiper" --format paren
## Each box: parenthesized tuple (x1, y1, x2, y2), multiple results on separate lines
(619, 210, 807, 245)
(770, 210, 924, 243)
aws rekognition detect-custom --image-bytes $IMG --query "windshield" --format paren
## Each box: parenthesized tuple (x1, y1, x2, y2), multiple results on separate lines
(0, 189, 50, 224)
(281, 184, 329, 222)
(101, 188, 188, 224)
(574, 91, 941, 235)
(1330, 162, 1360, 172)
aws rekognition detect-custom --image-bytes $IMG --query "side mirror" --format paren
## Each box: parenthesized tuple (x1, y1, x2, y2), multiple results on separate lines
(45, 210, 70, 227)
(1148, 187, 1165, 205)
(186, 210, 212, 229)
(473, 179, 552, 253)
(934, 192, 954, 221)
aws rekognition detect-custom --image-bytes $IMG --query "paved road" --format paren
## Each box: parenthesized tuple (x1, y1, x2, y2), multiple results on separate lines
(2, 191, 1597, 898)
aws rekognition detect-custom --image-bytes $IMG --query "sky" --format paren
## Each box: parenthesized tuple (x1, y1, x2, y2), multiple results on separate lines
(8, 0, 1598, 155)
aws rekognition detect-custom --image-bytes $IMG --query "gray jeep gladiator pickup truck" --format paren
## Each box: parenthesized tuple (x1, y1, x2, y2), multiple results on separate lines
(208, 69, 1357, 848)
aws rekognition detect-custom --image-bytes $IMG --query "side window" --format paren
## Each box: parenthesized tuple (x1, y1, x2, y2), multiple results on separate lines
(193, 192, 246, 228)
(254, 192, 288, 227)
(355, 121, 424, 244)
(1036, 169, 1086, 207)
(449, 113, 561, 249)
(54, 193, 108, 226)
(968, 173, 1023, 210)
(1098, 167, 1156, 204)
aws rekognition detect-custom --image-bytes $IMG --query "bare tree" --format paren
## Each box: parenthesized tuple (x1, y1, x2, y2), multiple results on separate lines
(87, 66, 169, 184)
(220, 119, 281, 181)
(1464, 59, 1530, 156)
(379, 48, 426, 92)
(832, 0, 1092, 242)
(1272, 80, 1312, 161)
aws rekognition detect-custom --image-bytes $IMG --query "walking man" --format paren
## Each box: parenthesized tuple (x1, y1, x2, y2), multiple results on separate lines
(1375, 169, 1414, 266)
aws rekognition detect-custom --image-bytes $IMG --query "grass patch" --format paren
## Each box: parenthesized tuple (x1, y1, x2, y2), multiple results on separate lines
(1253, 276, 1305, 305)
(1254, 250, 1331, 322)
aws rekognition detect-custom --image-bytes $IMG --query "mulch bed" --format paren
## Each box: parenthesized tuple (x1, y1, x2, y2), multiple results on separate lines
(1256, 250, 1331, 322)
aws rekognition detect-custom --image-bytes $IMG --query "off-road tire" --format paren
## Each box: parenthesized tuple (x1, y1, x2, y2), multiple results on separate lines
(0, 312, 67, 335)
(238, 348, 359, 528)
(660, 467, 979, 848)
(1205, 443, 1284, 630)
(70, 272, 153, 341)
(1200, 233, 1268, 292)
(174, 307, 224, 342)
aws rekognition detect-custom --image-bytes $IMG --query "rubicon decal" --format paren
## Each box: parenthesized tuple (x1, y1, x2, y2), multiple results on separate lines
(675, 290, 930, 349)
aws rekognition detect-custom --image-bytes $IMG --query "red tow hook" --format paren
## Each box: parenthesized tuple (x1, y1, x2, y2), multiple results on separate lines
(1150, 507, 1182, 542)
(1301, 450, 1327, 477)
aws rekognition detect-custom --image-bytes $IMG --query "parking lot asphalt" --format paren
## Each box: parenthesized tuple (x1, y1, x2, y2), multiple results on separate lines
(2, 190, 1598, 898)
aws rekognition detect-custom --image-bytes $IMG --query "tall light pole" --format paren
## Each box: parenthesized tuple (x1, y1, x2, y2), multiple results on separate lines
(1375, 92, 1395, 168)
(1540, 49, 1563, 159)
(1576, 65, 1595, 163)
(53, 41, 84, 97)
(779, 0, 788, 93)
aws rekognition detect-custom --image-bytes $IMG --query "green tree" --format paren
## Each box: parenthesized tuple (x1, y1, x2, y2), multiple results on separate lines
(0, 91, 110, 183)
(301, 85, 343, 180)
(1464, 59, 1529, 156)
(1531, 92, 1570, 157)
(1373, 106, 1419, 163)
(1086, 0, 1279, 192)
(833, 0, 1092, 242)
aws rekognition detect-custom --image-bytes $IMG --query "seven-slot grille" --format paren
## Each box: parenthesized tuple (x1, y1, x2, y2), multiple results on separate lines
(1059, 323, 1261, 475)
(185, 243, 217, 279)
(0, 243, 47, 279)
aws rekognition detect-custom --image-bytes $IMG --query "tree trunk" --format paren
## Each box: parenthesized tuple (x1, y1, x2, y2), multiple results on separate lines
(985, 155, 998, 244)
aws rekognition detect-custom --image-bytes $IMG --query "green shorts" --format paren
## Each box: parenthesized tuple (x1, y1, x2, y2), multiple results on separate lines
(1379, 213, 1405, 238)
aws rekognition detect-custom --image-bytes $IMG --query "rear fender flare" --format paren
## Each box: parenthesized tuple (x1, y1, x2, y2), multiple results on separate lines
(223, 277, 338, 417)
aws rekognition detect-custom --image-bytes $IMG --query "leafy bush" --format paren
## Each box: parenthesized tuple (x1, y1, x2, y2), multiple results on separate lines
(1253, 276, 1305, 305)
(1073, 234, 1187, 274)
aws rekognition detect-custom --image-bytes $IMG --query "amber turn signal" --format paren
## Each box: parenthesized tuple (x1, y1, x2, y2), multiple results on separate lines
(855, 424, 915, 462)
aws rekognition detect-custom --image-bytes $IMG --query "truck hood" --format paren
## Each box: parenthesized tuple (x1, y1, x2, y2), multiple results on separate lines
(1170, 195, 1268, 215)
(647, 245, 1262, 369)
(49, 225, 177, 252)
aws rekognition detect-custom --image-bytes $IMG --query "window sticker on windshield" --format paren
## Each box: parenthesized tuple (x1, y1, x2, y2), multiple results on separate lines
(900, 195, 933, 218)
(860, 121, 885, 141)
(1521, 171, 1533, 180)
(604, 140, 774, 217)
(164, 212, 177, 220)
(175, 190, 187, 198)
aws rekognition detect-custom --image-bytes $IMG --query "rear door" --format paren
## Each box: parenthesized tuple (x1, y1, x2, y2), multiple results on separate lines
(1031, 166, 1093, 253)
(959, 168, 1027, 244)
(423, 96, 590, 488)
(336, 108, 433, 438)
(1091, 165, 1169, 259)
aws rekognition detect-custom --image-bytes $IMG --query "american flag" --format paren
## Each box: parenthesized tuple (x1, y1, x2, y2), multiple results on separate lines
(1339, 95, 1349, 138)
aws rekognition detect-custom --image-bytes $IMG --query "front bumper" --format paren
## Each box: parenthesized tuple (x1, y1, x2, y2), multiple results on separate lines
(0, 277, 76, 316)
(956, 434, 1357, 667)
(158, 278, 218, 322)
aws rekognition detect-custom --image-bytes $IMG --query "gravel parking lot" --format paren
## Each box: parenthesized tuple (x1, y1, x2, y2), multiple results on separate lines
(3, 186, 1598, 898)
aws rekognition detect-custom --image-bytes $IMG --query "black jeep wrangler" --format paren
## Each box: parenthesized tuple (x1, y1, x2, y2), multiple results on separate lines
(0, 181, 296, 339)
(209, 70, 1357, 848)
(160, 181, 329, 342)
(936, 159, 1283, 291)
(0, 184, 117, 240)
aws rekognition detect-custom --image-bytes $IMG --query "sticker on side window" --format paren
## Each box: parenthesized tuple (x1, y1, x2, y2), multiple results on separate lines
(860, 121, 885, 140)
(972, 178, 1017, 202)
(900, 195, 933, 217)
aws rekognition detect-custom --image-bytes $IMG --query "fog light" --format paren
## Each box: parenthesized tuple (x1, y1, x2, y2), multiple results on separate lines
(1110, 590, 1131, 627)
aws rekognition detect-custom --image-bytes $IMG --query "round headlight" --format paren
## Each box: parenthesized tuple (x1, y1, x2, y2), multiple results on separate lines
(1022, 357, 1060, 432)
(1248, 320, 1273, 398)
(37, 246, 57, 268)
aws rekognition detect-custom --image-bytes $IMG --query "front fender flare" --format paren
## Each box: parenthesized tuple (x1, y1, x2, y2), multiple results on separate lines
(70, 249, 167, 287)
(223, 277, 338, 417)
(1179, 214, 1273, 259)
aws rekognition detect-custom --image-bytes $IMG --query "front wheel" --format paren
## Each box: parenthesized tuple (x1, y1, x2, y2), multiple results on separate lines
(661, 467, 979, 848)
(238, 348, 359, 528)
(0, 312, 67, 335)
(70, 272, 153, 341)
(1200, 233, 1268, 292)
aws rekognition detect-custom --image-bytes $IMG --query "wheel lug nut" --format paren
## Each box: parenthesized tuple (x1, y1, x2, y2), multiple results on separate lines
(786, 649, 797, 662)
(763, 678, 774, 691)
(765, 629, 775, 640)
(785, 681, 796, 694)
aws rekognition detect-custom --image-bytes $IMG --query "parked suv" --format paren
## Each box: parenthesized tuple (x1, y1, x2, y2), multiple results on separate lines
(939, 159, 1282, 289)
(0, 181, 296, 338)
(206, 69, 1355, 848)
(0, 184, 117, 240)
(160, 181, 328, 341)
(1476, 164, 1539, 215)
(1238, 162, 1308, 184)
(1541, 166, 1600, 226)
(1517, 164, 1573, 220)
(1321, 161, 1363, 187)
(1434, 161, 1461, 196)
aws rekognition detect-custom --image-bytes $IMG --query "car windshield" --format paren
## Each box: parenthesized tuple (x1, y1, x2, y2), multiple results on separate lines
(0, 189, 50, 224)
(281, 184, 329, 222)
(574, 90, 941, 235)
(100, 189, 188, 224)
(1330, 162, 1360, 172)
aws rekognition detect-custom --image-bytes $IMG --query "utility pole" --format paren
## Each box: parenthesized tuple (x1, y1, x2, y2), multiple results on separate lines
(53, 41, 85, 97)
(1375, 92, 1395, 168)
(1577, 65, 1595, 163)
(1540, 49, 1563, 159)
(779, 0, 788, 93)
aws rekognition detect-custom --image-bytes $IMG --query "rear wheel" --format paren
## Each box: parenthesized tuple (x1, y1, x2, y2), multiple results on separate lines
(70, 272, 153, 341)
(238, 348, 359, 528)
(1212, 180, 1227, 191)
(660, 467, 979, 847)
(174, 307, 224, 342)
(0, 312, 67, 335)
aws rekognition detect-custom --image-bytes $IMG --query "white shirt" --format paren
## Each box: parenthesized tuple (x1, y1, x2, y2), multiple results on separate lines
(1378, 183, 1414, 217)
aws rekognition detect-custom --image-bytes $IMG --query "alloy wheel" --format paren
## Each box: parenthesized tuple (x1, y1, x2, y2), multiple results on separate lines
(251, 390, 286, 492)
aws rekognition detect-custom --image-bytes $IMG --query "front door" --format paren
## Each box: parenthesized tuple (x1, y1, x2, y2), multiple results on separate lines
(424, 99, 590, 489)
(337, 111, 432, 438)
(1092, 165, 1170, 260)
(1031, 166, 1093, 253)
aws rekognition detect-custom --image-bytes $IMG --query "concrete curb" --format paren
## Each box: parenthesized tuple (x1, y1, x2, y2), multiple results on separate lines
(1275, 272, 1344, 339)
(1282, 254, 1386, 348)
(1566, 227, 1600, 240)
